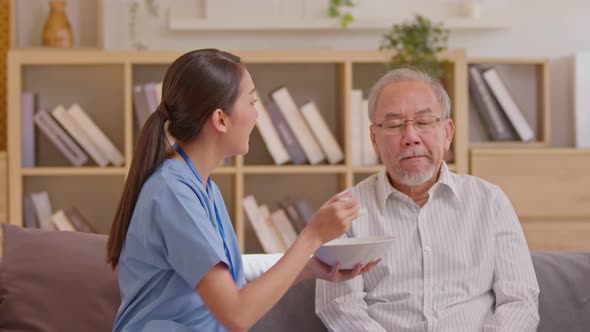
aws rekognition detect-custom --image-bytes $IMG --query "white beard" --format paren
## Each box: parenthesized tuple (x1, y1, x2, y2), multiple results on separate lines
(396, 162, 437, 186)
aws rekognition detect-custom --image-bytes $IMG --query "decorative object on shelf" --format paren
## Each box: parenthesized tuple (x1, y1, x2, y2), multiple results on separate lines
(328, 0, 355, 28)
(380, 14, 450, 80)
(41, 0, 73, 48)
(451, 0, 484, 19)
(128, 0, 160, 50)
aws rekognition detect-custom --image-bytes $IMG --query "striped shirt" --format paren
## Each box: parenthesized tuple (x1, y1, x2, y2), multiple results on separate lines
(316, 163, 539, 332)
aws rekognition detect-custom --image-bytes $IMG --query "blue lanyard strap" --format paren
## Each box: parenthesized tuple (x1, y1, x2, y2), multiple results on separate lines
(174, 144, 236, 281)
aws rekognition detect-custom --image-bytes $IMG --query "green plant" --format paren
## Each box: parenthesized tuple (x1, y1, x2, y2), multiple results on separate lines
(329, 0, 355, 28)
(380, 14, 450, 80)
(129, 0, 160, 50)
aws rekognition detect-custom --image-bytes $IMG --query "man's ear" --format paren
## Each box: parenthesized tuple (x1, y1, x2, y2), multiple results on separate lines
(444, 118, 455, 151)
(210, 109, 228, 133)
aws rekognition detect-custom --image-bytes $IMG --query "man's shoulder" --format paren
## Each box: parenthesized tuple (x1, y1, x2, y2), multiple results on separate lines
(350, 172, 380, 195)
(449, 171, 504, 198)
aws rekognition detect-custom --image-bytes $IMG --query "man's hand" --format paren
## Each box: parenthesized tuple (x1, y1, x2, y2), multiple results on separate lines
(298, 257, 381, 283)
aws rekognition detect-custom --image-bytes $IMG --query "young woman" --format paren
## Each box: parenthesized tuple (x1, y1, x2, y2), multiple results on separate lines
(107, 49, 379, 332)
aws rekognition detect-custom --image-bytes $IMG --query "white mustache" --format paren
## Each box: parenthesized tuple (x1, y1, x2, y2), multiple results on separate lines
(398, 149, 431, 160)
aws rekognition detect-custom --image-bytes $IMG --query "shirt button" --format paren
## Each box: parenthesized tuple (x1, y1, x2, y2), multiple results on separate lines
(424, 246, 431, 252)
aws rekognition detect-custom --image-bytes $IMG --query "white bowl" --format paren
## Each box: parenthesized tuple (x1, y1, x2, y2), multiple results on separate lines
(314, 236, 395, 270)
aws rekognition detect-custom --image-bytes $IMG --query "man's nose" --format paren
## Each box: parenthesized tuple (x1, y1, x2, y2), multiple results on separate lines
(401, 124, 422, 146)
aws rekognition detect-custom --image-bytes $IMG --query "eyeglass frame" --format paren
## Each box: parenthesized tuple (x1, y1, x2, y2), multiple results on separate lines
(371, 115, 446, 134)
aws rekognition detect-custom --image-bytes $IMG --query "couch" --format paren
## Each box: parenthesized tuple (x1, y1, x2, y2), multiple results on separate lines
(0, 224, 589, 332)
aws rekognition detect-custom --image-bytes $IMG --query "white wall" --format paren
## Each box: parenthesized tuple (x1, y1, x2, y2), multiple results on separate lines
(17, 0, 590, 146)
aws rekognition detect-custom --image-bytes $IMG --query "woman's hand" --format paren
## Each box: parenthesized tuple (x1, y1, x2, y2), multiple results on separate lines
(297, 257, 382, 283)
(301, 192, 359, 249)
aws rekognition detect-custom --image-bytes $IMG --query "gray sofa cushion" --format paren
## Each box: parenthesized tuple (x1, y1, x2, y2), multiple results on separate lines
(533, 251, 590, 332)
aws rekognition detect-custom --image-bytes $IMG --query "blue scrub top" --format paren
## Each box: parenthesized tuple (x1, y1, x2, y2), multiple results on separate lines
(113, 158, 244, 332)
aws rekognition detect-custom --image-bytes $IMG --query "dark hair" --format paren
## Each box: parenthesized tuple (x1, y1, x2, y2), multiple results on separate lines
(107, 49, 244, 269)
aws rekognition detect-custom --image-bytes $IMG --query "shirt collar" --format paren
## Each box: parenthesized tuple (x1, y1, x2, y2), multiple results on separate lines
(376, 162, 459, 210)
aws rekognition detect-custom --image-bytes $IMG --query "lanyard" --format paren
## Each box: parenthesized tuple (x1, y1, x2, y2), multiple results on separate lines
(174, 144, 236, 281)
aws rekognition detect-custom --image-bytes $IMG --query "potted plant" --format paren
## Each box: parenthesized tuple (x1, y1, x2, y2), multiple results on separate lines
(329, 0, 355, 28)
(380, 14, 450, 80)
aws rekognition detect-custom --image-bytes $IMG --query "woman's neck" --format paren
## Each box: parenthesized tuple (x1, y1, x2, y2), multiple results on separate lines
(173, 141, 225, 186)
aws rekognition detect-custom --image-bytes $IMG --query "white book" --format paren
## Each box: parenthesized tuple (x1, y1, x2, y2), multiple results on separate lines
(154, 82, 163, 104)
(482, 68, 535, 142)
(254, 91, 290, 165)
(50, 210, 76, 232)
(68, 104, 124, 166)
(259, 205, 288, 252)
(51, 105, 110, 167)
(30, 191, 54, 230)
(300, 101, 344, 164)
(270, 208, 298, 248)
(361, 99, 379, 165)
(242, 195, 283, 254)
(271, 87, 325, 164)
(350, 90, 363, 166)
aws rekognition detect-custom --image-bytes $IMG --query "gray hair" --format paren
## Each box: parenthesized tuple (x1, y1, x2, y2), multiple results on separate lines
(367, 67, 451, 121)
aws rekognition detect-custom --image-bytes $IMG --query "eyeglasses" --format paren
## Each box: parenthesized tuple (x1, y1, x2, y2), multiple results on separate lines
(372, 115, 443, 134)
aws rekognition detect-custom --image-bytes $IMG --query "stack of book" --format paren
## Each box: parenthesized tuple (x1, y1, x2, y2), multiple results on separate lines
(242, 194, 315, 253)
(21, 92, 124, 167)
(254, 87, 344, 166)
(468, 65, 535, 142)
(23, 191, 95, 233)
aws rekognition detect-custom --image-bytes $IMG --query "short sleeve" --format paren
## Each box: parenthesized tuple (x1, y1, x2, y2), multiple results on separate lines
(151, 180, 228, 289)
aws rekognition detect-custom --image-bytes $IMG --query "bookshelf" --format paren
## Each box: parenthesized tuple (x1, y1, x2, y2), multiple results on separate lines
(7, 49, 468, 252)
(467, 57, 550, 147)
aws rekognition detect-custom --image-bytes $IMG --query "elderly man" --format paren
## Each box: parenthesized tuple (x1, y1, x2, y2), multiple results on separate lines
(316, 68, 539, 332)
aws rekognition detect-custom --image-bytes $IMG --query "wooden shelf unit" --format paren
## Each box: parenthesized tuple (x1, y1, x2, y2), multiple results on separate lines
(7, 48, 468, 252)
(467, 57, 550, 147)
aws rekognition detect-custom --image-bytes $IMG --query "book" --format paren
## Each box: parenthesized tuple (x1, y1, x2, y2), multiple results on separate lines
(279, 198, 307, 233)
(270, 208, 298, 248)
(23, 193, 40, 228)
(50, 210, 77, 231)
(259, 205, 288, 252)
(482, 68, 535, 142)
(64, 206, 96, 233)
(468, 65, 516, 141)
(51, 105, 110, 166)
(300, 101, 344, 165)
(30, 191, 54, 230)
(68, 104, 125, 166)
(361, 99, 379, 165)
(242, 195, 284, 253)
(293, 198, 314, 224)
(133, 85, 151, 129)
(266, 101, 308, 165)
(271, 87, 325, 164)
(21, 92, 36, 167)
(253, 91, 291, 165)
(34, 110, 89, 167)
(350, 90, 363, 166)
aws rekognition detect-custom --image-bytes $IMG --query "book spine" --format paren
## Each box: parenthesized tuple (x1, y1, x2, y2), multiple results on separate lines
(21, 92, 36, 167)
(271, 87, 325, 164)
(468, 65, 516, 141)
(68, 104, 125, 166)
(266, 102, 308, 165)
(482, 68, 535, 142)
(300, 101, 344, 164)
(254, 92, 291, 165)
(361, 99, 378, 165)
(51, 105, 110, 166)
(350, 90, 363, 166)
(34, 110, 89, 166)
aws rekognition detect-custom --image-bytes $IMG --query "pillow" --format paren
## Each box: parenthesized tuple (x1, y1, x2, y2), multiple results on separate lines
(0, 224, 120, 332)
(532, 251, 590, 332)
